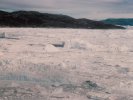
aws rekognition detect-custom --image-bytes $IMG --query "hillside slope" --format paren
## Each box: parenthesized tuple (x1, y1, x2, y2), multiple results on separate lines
(0, 10, 124, 29)
(102, 18, 133, 26)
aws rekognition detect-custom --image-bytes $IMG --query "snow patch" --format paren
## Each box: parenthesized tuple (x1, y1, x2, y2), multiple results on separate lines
(65, 39, 90, 50)
(44, 44, 60, 52)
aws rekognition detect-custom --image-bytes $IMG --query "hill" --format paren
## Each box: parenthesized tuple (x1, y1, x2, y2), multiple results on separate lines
(102, 18, 133, 26)
(0, 10, 124, 29)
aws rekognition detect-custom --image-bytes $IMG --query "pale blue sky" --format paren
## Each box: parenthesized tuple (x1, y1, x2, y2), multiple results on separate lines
(0, 0, 133, 19)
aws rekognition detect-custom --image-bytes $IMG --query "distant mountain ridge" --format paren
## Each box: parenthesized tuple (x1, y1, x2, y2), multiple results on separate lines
(0, 10, 124, 29)
(102, 18, 133, 26)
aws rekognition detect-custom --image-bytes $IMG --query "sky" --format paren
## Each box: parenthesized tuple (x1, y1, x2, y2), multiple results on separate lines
(0, 0, 133, 19)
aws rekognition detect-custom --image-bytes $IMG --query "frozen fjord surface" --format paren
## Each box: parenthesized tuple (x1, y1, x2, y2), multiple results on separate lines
(0, 28, 133, 100)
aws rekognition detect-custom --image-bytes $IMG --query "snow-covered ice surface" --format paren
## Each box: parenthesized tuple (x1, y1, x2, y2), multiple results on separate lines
(0, 28, 133, 100)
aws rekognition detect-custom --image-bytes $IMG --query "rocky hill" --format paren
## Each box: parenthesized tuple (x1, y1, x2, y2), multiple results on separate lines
(0, 10, 124, 29)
